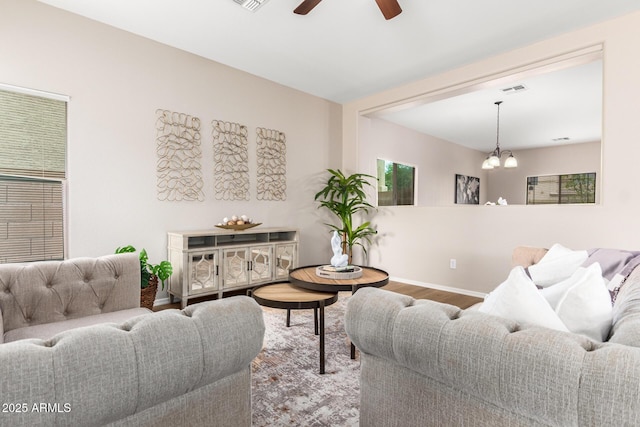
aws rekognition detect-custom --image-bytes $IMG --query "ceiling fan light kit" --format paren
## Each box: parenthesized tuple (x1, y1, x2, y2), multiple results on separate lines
(482, 101, 518, 170)
(294, 0, 402, 20)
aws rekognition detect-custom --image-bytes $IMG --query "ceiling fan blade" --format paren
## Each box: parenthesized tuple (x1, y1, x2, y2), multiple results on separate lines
(374, 0, 402, 20)
(294, 0, 323, 15)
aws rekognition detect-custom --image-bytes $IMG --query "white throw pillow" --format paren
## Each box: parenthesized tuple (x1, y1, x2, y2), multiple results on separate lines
(553, 263, 613, 342)
(478, 267, 569, 333)
(527, 243, 588, 288)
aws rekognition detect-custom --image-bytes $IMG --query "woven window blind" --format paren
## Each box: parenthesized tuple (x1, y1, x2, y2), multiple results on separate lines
(0, 87, 67, 263)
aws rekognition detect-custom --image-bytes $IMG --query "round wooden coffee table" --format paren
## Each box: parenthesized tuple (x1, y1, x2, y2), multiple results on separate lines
(289, 265, 389, 358)
(289, 265, 389, 293)
(251, 282, 338, 374)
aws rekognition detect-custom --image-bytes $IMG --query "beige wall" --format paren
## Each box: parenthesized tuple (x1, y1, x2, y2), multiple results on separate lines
(362, 116, 600, 208)
(361, 116, 488, 206)
(344, 11, 640, 295)
(0, 0, 342, 300)
(487, 141, 601, 204)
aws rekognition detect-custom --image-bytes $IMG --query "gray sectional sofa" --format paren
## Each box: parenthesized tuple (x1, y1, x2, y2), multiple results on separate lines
(0, 254, 265, 426)
(346, 247, 640, 426)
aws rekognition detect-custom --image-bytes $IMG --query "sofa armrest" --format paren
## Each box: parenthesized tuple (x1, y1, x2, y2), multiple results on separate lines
(512, 246, 548, 267)
(346, 287, 640, 426)
(0, 295, 264, 426)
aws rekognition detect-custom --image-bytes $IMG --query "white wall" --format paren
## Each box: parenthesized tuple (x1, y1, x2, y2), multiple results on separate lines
(0, 0, 342, 299)
(344, 11, 640, 295)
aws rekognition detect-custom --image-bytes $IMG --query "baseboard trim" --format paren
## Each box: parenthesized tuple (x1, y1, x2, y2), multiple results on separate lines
(389, 276, 487, 299)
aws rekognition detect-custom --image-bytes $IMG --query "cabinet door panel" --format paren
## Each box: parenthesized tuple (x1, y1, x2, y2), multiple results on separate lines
(275, 243, 297, 280)
(189, 251, 218, 294)
(250, 246, 273, 283)
(223, 248, 248, 288)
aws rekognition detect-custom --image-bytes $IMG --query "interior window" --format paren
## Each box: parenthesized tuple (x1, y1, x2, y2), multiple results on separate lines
(527, 173, 596, 205)
(377, 159, 416, 206)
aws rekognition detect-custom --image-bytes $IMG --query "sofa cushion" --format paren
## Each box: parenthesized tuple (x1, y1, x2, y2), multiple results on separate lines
(3, 307, 151, 343)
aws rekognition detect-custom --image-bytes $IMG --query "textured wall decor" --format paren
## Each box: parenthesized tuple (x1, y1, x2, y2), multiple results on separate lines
(155, 109, 204, 201)
(211, 120, 250, 200)
(256, 127, 287, 201)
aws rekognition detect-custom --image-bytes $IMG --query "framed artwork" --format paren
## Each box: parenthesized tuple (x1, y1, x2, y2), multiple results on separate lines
(455, 174, 480, 205)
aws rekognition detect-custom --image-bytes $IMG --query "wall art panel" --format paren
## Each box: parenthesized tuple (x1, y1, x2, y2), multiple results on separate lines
(212, 120, 250, 201)
(256, 127, 287, 201)
(155, 109, 204, 201)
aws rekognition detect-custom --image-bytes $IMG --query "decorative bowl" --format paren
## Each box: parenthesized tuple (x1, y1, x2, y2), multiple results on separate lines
(215, 223, 261, 231)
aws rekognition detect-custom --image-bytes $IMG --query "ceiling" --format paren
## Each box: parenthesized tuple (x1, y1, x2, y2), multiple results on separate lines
(36, 0, 640, 152)
(375, 58, 603, 152)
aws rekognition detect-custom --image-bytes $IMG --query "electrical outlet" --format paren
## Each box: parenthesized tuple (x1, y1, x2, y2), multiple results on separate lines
(449, 259, 457, 269)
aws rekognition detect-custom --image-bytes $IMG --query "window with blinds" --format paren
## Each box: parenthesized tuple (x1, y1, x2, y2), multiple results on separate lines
(526, 173, 596, 205)
(0, 86, 67, 263)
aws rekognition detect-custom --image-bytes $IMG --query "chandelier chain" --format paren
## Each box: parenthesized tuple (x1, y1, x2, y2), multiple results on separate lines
(495, 100, 502, 154)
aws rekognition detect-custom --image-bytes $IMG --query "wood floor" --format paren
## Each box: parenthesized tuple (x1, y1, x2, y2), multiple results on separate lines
(154, 280, 482, 311)
(381, 280, 482, 309)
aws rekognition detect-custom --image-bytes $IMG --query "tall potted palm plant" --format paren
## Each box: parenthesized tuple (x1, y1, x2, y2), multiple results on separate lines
(314, 169, 377, 264)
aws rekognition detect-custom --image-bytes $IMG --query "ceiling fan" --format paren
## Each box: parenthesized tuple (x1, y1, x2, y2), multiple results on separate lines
(294, 0, 402, 20)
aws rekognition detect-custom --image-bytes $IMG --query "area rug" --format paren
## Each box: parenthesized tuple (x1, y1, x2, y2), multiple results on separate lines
(251, 292, 359, 426)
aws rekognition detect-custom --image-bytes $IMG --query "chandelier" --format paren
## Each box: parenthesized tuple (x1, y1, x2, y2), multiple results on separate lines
(482, 101, 517, 169)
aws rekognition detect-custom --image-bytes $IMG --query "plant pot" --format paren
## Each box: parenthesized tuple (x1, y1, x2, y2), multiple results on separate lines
(140, 275, 158, 310)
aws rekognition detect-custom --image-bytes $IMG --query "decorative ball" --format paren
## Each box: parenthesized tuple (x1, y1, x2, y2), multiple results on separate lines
(231, 215, 238, 221)
(237, 220, 245, 225)
(222, 217, 229, 223)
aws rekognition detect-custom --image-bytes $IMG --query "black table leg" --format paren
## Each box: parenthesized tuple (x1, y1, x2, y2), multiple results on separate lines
(314, 307, 319, 335)
(286, 308, 291, 327)
(319, 301, 325, 374)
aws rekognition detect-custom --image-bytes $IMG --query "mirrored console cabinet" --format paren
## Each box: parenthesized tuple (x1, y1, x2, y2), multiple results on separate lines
(167, 228, 299, 308)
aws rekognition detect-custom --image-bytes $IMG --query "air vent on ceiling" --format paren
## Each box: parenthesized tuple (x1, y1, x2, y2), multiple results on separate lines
(501, 84, 527, 95)
(233, 0, 269, 12)
(552, 137, 571, 142)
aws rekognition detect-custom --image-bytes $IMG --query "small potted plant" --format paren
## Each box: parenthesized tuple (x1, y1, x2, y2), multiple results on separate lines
(314, 169, 378, 264)
(115, 245, 173, 309)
